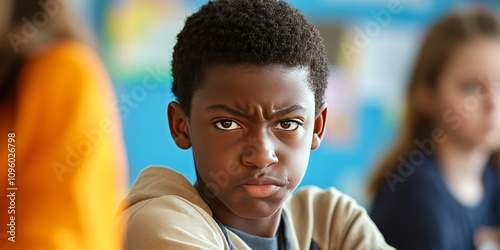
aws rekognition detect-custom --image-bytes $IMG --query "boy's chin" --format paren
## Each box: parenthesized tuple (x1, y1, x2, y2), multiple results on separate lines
(228, 199, 284, 220)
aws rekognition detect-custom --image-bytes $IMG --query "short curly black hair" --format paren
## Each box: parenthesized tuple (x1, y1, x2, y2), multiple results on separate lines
(171, 0, 329, 115)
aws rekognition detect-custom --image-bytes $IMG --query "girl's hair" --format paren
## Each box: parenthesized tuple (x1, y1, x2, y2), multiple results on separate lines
(0, 0, 91, 98)
(368, 9, 500, 195)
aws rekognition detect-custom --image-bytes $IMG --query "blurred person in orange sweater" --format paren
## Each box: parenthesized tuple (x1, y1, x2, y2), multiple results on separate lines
(0, 0, 127, 249)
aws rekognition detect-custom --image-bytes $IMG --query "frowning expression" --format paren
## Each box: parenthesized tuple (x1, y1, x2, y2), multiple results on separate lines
(168, 64, 326, 220)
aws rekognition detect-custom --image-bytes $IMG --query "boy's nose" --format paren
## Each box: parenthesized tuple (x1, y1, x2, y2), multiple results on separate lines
(241, 131, 278, 169)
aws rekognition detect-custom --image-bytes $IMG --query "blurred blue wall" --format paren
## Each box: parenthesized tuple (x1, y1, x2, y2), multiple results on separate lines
(75, 0, 500, 204)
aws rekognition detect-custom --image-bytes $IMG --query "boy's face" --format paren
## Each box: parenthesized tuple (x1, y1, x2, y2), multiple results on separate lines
(168, 64, 327, 220)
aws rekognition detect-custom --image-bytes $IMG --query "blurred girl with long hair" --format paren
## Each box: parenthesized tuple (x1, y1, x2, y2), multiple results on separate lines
(369, 9, 500, 250)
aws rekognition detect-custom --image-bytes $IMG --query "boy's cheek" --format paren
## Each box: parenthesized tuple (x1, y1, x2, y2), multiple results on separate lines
(196, 158, 241, 187)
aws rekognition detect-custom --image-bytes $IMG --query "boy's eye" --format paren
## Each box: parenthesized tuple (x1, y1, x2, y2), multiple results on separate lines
(215, 120, 241, 130)
(275, 120, 300, 131)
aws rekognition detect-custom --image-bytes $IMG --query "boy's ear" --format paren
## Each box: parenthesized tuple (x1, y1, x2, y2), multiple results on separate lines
(167, 101, 191, 149)
(311, 104, 327, 150)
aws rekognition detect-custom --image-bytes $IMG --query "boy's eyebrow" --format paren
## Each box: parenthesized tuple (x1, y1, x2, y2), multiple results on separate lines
(272, 105, 308, 119)
(205, 104, 308, 119)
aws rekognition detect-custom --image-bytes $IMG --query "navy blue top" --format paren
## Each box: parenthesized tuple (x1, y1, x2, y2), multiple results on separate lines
(370, 155, 500, 250)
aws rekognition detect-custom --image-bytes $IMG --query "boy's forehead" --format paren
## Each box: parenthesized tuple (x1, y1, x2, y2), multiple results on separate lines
(192, 64, 315, 112)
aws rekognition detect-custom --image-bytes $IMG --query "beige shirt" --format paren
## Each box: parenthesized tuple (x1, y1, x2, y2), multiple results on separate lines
(118, 167, 394, 250)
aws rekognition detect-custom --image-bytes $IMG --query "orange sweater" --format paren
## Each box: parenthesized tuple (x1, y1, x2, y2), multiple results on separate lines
(0, 41, 127, 249)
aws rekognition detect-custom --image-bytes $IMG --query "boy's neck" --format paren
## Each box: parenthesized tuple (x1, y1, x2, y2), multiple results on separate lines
(194, 180, 282, 238)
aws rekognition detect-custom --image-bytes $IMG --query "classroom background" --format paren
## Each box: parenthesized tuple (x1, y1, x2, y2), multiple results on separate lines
(72, 0, 500, 204)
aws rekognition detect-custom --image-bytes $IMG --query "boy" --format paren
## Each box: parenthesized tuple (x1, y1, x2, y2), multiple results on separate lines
(119, 0, 393, 249)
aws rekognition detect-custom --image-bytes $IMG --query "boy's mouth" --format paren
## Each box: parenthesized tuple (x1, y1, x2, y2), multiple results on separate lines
(242, 184, 280, 198)
(240, 176, 286, 198)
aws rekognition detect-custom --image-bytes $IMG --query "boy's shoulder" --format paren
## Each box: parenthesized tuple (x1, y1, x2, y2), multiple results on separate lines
(118, 166, 211, 220)
(119, 167, 394, 249)
(118, 166, 229, 249)
(285, 186, 394, 250)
